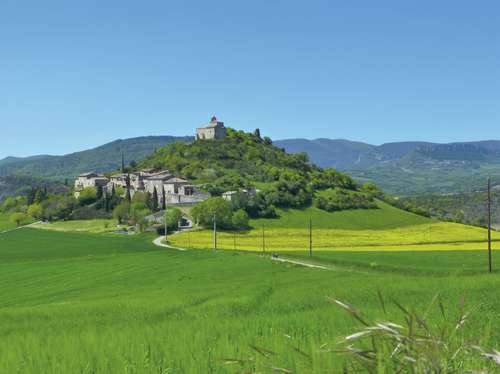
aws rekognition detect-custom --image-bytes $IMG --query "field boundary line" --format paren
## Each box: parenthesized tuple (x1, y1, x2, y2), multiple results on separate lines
(270, 256, 333, 270)
(0, 221, 42, 235)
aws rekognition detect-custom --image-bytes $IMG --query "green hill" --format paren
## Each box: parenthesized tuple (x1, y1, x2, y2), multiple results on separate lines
(0, 135, 192, 180)
(249, 200, 430, 230)
(275, 139, 500, 194)
(170, 199, 500, 251)
(139, 129, 372, 217)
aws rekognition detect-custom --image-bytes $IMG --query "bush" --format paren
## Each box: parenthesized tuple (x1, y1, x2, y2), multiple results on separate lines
(9, 212, 27, 227)
(72, 206, 110, 220)
(246, 193, 278, 218)
(27, 203, 43, 219)
(315, 189, 377, 212)
(113, 202, 130, 224)
(78, 187, 98, 206)
(191, 197, 233, 229)
(41, 195, 76, 221)
(165, 208, 183, 231)
(232, 209, 249, 230)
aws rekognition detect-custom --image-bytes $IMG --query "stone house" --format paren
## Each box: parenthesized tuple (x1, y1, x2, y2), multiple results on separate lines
(222, 189, 258, 204)
(196, 116, 227, 140)
(74, 173, 109, 191)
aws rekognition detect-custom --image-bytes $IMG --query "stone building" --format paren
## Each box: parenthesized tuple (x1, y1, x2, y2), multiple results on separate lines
(75, 169, 204, 205)
(74, 173, 109, 190)
(196, 116, 227, 140)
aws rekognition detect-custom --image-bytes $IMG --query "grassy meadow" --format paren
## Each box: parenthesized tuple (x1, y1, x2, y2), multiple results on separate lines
(170, 202, 500, 251)
(0, 212, 35, 232)
(0, 212, 17, 231)
(1, 227, 499, 372)
(32, 218, 118, 234)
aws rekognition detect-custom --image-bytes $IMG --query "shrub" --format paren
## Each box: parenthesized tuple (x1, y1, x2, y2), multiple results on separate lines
(9, 212, 27, 227)
(315, 189, 377, 212)
(113, 202, 130, 224)
(78, 187, 98, 206)
(191, 197, 233, 229)
(232, 209, 249, 230)
(27, 203, 43, 219)
(72, 206, 110, 220)
(165, 208, 183, 231)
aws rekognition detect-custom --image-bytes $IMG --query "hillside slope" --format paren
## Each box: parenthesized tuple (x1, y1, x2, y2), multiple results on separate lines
(275, 139, 500, 194)
(0, 135, 193, 180)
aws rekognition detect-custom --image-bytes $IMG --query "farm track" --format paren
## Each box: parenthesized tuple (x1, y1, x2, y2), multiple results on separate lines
(153, 235, 338, 271)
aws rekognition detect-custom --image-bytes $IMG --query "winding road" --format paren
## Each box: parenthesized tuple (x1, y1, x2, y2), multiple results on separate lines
(152, 235, 333, 270)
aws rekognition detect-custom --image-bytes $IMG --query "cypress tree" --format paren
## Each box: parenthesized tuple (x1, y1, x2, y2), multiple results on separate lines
(96, 185, 103, 200)
(104, 192, 109, 212)
(125, 174, 131, 203)
(145, 192, 153, 211)
(162, 186, 166, 210)
(121, 152, 125, 173)
(152, 187, 159, 212)
(27, 187, 36, 205)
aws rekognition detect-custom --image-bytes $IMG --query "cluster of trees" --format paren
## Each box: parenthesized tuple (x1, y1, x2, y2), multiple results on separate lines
(395, 190, 500, 227)
(0, 182, 185, 233)
(139, 128, 378, 215)
(315, 189, 377, 212)
(191, 197, 249, 230)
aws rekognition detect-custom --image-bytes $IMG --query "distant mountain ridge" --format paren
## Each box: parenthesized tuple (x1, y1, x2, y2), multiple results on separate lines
(0, 135, 193, 180)
(275, 139, 500, 194)
(3, 134, 500, 197)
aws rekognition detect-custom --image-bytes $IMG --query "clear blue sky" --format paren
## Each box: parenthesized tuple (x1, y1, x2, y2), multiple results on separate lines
(1, 0, 499, 158)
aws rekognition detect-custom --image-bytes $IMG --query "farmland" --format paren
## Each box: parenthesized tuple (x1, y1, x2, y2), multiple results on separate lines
(0, 227, 499, 373)
(169, 202, 500, 251)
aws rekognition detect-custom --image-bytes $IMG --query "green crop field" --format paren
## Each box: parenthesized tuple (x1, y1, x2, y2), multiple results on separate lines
(170, 202, 500, 251)
(0, 227, 499, 373)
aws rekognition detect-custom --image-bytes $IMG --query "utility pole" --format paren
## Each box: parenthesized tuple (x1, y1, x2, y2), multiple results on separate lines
(262, 225, 265, 253)
(213, 214, 217, 250)
(164, 199, 168, 243)
(234, 231, 236, 251)
(309, 217, 312, 257)
(488, 177, 492, 273)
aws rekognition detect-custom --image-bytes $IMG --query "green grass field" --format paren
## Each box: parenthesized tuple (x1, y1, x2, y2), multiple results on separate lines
(0, 212, 35, 232)
(1, 227, 499, 372)
(32, 218, 118, 233)
(0, 212, 16, 231)
(170, 202, 500, 251)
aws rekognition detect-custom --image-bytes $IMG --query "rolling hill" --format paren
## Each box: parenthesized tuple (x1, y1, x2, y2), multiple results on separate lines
(275, 139, 500, 194)
(0, 135, 193, 180)
(0, 135, 192, 201)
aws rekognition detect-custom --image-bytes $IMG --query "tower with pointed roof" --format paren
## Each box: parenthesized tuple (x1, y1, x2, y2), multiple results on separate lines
(196, 116, 227, 140)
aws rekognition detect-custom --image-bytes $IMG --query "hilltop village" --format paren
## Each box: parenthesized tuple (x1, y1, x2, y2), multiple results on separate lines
(74, 116, 228, 205)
